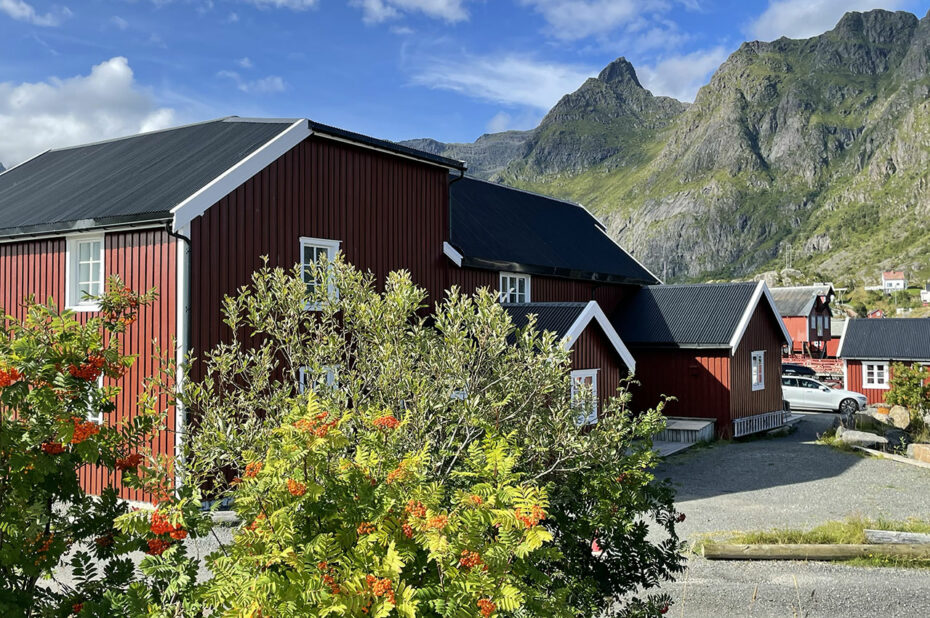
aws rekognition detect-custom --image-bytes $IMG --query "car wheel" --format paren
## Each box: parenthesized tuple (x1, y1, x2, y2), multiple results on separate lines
(839, 398, 858, 415)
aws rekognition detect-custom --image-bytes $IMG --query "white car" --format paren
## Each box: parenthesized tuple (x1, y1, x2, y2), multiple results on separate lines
(781, 376, 868, 415)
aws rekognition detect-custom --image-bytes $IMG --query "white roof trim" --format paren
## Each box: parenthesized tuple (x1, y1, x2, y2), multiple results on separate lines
(835, 316, 851, 358)
(563, 300, 636, 373)
(728, 281, 793, 355)
(171, 118, 311, 231)
(443, 241, 463, 267)
(0, 148, 50, 179)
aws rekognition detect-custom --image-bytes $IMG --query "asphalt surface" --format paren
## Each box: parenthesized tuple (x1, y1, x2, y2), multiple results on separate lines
(653, 412, 930, 617)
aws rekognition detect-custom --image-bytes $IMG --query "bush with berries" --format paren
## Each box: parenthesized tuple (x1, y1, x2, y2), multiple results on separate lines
(178, 258, 683, 616)
(0, 278, 167, 615)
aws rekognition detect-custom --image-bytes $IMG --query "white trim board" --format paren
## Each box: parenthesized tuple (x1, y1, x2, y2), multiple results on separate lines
(729, 281, 793, 355)
(835, 317, 851, 358)
(442, 241, 463, 267)
(563, 300, 637, 373)
(171, 119, 311, 231)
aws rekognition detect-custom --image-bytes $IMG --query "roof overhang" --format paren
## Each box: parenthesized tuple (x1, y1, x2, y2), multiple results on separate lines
(728, 281, 793, 355)
(171, 118, 311, 231)
(0, 214, 171, 243)
(442, 244, 659, 286)
(562, 300, 637, 373)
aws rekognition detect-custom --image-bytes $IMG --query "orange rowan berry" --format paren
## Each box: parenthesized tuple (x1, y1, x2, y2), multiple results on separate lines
(477, 599, 496, 617)
(372, 414, 399, 430)
(515, 505, 545, 528)
(115, 453, 143, 471)
(458, 549, 483, 569)
(244, 461, 263, 478)
(286, 478, 307, 497)
(357, 521, 376, 536)
(146, 538, 171, 555)
(41, 442, 65, 455)
(405, 500, 426, 519)
(427, 515, 448, 530)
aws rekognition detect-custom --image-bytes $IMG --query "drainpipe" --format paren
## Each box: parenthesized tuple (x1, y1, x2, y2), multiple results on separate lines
(165, 222, 191, 491)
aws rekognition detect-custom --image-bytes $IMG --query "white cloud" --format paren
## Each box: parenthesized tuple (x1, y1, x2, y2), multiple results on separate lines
(519, 0, 672, 41)
(0, 57, 176, 166)
(486, 111, 512, 133)
(218, 70, 287, 94)
(0, 0, 71, 26)
(410, 53, 595, 110)
(747, 0, 908, 41)
(109, 15, 129, 30)
(225, 11, 239, 22)
(241, 0, 318, 8)
(237, 56, 253, 68)
(351, 0, 471, 24)
(637, 46, 728, 102)
(390, 24, 415, 35)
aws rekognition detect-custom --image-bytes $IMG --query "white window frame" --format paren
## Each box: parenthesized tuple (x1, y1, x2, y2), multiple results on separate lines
(498, 272, 530, 304)
(862, 362, 890, 389)
(298, 366, 337, 394)
(570, 369, 598, 425)
(86, 375, 105, 425)
(751, 350, 765, 391)
(65, 235, 105, 312)
(299, 237, 341, 308)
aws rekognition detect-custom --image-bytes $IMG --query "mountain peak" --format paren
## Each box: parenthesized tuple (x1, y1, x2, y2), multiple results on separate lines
(597, 57, 642, 88)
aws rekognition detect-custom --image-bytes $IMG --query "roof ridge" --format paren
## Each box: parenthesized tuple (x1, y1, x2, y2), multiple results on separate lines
(49, 116, 251, 153)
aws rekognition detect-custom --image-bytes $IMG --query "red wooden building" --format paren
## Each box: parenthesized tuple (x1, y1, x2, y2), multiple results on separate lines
(838, 318, 930, 404)
(770, 285, 834, 356)
(0, 117, 663, 499)
(613, 282, 792, 438)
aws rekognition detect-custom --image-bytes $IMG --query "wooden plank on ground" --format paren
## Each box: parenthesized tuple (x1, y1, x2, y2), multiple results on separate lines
(864, 529, 930, 545)
(700, 543, 930, 561)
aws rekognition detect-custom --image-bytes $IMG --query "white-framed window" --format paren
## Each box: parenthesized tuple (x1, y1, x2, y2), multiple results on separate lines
(816, 315, 824, 337)
(86, 375, 105, 425)
(499, 272, 530, 304)
(299, 237, 341, 305)
(570, 369, 598, 425)
(863, 362, 889, 389)
(298, 366, 337, 394)
(66, 235, 104, 311)
(751, 350, 765, 391)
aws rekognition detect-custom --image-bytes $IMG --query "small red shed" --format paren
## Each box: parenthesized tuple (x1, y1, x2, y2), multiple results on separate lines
(613, 282, 792, 438)
(770, 285, 834, 356)
(838, 318, 930, 405)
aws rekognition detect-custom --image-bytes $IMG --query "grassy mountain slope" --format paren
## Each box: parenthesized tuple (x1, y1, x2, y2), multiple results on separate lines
(416, 10, 930, 285)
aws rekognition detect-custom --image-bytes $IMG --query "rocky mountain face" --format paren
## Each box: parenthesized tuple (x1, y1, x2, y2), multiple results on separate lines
(411, 9, 930, 284)
(401, 131, 531, 178)
(0, 163, 5, 173)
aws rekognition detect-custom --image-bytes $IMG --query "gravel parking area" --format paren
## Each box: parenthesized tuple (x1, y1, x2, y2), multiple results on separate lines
(653, 412, 930, 617)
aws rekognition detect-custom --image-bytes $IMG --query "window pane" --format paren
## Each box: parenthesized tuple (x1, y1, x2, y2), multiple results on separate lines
(79, 262, 90, 283)
(79, 242, 91, 261)
(91, 262, 101, 283)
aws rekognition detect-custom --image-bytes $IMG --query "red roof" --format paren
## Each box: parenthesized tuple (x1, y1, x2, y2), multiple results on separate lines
(882, 271, 906, 280)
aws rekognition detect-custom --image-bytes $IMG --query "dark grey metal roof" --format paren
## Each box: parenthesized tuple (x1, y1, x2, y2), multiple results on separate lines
(614, 282, 760, 347)
(0, 116, 466, 239)
(839, 318, 930, 361)
(449, 176, 660, 285)
(308, 120, 465, 170)
(0, 117, 294, 237)
(770, 285, 832, 317)
(502, 302, 588, 340)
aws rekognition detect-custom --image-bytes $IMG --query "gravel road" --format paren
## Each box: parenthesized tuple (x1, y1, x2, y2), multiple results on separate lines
(653, 412, 930, 617)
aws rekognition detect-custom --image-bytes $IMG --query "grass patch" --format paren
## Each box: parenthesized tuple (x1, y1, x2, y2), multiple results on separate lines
(697, 517, 930, 569)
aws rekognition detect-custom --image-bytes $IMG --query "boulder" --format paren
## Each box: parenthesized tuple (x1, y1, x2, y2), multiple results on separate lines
(884, 429, 912, 451)
(840, 430, 888, 448)
(907, 443, 930, 464)
(835, 425, 845, 439)
(888, 405, 910, 429)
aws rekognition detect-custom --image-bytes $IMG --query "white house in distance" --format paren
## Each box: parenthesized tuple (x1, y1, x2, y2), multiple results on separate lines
(882, 270, 907, 292)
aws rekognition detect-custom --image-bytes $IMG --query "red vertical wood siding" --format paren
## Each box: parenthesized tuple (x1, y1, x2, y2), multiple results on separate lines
(443, 269, 636, 317)
(189, 136, 450, 366)
(845, 359, 909, 405)
(783, 303, 831, 353)
(570, 323, 628, 412)
(0, 230, 176, 502)
(729, 304, 784, 422)
(630, 349, 731, 432)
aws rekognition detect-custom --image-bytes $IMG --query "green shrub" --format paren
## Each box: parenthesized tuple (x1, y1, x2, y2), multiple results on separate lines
(886, 362, 930, 420)
(177, 258, 684, 616)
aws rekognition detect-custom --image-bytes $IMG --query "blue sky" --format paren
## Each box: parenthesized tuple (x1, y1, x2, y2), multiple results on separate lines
(0, 0, 926, 165)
